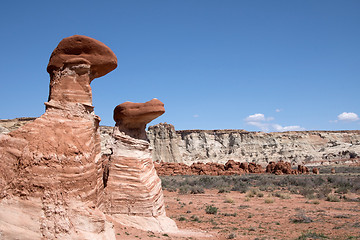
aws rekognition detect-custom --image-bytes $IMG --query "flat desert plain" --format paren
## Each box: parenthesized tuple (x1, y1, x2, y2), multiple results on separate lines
(114, 169, 360, 240)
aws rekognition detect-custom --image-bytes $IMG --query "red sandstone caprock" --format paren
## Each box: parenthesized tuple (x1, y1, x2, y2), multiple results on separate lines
(47, 35, 117, 78)
(46, 35, 117, 106)
(113, 98, 165, 140)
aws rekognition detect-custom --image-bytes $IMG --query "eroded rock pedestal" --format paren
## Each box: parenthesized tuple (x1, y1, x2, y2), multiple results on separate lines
(102, 99, 178, 232)
(0, 35, 117, 239)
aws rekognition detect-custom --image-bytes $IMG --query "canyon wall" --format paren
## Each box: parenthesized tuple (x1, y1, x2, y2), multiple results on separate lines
(147, 123, 360, 167)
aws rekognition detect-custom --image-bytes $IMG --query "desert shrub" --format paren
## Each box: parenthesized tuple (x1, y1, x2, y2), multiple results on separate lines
(205, 205, 218, 215)
(160, 174, 360, 198)
(296, 231, 328, 239)
(190, 215, 201, 222)
(238, 204, 250, 209)
(197, 175, 230, 189)
(312, 176, 326, 186)
(257, 192, 264, 197)
(352, 222, 360, 228)
(178, 186, 189, 194)
(190, 186, 205, 194)
(227, 233, 236, 239)
(291, 211, 313, 223)
(335, 186, 349, 194)
(224, 197, 234, 203)
(166, 186, 177, 192)
(291, 176, 316, 188)
(178, 216, 187, 221)
(218, 188, 230, 193)
(246, 188, 258, 198)
(320, 165, 360, 174)
(231, 181, 249, 193)
(326, 194, 340, 202)
(248, 226, 256, 231)
(259, 184, 273, 191)
(264, 198, 274, 203)
(273, 192, 291, 199)
(160, 177, 179, 191)
(327, 175, 351, 187)
(289, 187, 298, 194)
(317, 186, 332, 199)
(298, 187, 317, 199)
(334, 214, 350, 218)
(198, 175, 214, 188)
(222, 212, 237, 217)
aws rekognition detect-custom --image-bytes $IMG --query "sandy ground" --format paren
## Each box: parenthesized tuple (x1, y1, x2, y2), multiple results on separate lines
(113, 189, 360, 240)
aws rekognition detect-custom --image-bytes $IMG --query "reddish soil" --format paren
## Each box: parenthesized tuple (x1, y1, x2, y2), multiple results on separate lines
(113, 189, 360, 239)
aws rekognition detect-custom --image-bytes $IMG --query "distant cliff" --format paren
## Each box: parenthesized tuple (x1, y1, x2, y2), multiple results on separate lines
(1, 119, 359, 166)
(147, 123, 360, 166)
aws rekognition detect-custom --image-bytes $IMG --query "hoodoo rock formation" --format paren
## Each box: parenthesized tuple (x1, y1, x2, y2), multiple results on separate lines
(101, 99, 177, 231)
(0, 35, 117, 239)
(0, 36, 182, 239)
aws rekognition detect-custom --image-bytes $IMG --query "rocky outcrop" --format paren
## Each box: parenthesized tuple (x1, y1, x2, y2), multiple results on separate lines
(101, 99, 178, 232)
(155, 160, 264, 176)
(0, 35, 117, 239)
(148, 123, 360, 167)
(155, 160, 315, 176)
(265, 161, 305, 175)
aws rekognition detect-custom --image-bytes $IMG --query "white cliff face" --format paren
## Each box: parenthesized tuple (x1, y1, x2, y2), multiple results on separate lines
(2, 119, 359, 167)
(147, 123, 360, 166)
(146, 123, 182, 163)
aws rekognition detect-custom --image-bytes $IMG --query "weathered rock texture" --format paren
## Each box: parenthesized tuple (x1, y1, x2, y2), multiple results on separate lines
(147, 123, 360, 167)
(0, 35, 117, 239)
(101, 99, 178, 232)
(154, 159, 316, 176)
(155, 160, 264, 176)
(2, 120, 360, 169)
(113, 99, 165, 140)
(265, 161, 308, 175)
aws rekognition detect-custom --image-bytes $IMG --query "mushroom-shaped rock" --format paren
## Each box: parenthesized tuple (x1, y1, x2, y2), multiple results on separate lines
(102, 99, 177, 232)
(47, 35, 117, 79)
(46, 35, 117, 106)
(114, 99, 165, 140)
(0, 35, 118, 239)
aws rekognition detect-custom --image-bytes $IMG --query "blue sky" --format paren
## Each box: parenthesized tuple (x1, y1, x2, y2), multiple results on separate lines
(0, 0, 359, 131)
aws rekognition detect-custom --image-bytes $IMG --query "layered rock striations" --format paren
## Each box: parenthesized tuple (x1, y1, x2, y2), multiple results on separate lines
(146, 122, 182, 163)
(148, 123, 360, 166)
(102, 99, 178, 232)
(3, 121, 360, 168)
(0, 35, 117, 239)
